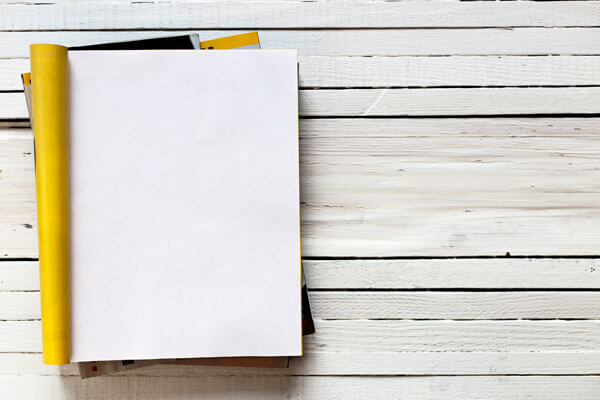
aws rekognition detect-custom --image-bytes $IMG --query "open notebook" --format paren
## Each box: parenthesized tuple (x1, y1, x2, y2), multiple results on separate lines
(30, 45, 301, 364)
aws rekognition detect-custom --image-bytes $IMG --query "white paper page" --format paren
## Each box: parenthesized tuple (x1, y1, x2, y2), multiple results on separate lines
(68, 50, 301, 361)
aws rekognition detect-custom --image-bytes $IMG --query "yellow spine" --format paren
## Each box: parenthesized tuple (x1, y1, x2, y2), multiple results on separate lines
(30, 44, 70, 365)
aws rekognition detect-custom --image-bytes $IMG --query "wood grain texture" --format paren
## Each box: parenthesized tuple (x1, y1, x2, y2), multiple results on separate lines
(0, 59, 29, 91)
(299, 55, 600, 88)
(4, 259, 600, 292)
(3, 375, 600, 400)
(299, 122, 600, 256)
(0, 376, 600, 400)
(305, 258, 600, 289)
(4, 86, 600, 119)
(0, 130, 36, 258)
(4, 318, 600, 353)
(300, 117, 600, 138)
(3, 352, 600, 376)
(0, 262, 39, 291)
(2, 1, 600, 394)
(0, 93, 28, 120)
(2, 119, 600, 258)
(0, 320, 600, 376)
(5, 55, 600, 91)
(4, 290, 600, 321)
(2, 29, 600, 58)
(301, 320, 600, 353)
(299, 87, 600, 116)
(309, 291, 600, 320)
(3, 0, 600, 29)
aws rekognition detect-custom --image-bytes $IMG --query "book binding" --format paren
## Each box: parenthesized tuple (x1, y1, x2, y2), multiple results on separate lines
(30, 44, 71, 365)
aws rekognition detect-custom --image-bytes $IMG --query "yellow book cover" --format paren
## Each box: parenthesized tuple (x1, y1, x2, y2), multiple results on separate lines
(30, 44, 71, 365)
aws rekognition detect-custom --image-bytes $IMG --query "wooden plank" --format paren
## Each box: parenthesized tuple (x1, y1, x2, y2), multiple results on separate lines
(294, 352, 600, 376)
(2, 375, 600, 400)
(0, 292, 39, 320)
(304, 259, 600, 289)
(4, 86, 600, 120)
(300, 172, 600, 256)
(5, 259, 600, 292)
(4, 320, 600, 354)
(2, 29, 600, 58)
(300, 118, 600, 138)
(0, 131, 36, 258)
(310, 291, 600, 320)
(4, 55, 600, 91)
(299, 55, 600, 88)
(3, 0, 600, 30)
(299, 87, 600, 116)
(302, 320, 600, 353)
(0, 262, 38, 291)
(4, 2, 600, 394)
(300, 133, 600, 256)
(2, 351, 600, 376)
(3, 290, 600, 321)
(2, 119, 600, 258)
(0, 93, 28, 120)
(0, 59, 28, 91)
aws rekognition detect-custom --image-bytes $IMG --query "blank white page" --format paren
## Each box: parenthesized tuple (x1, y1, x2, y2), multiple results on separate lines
(68, 50, 301, 361)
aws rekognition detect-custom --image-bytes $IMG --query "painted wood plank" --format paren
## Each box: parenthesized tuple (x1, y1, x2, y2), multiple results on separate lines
(4, 55, 600, 91)
(3, 351, 600, 376)
(4, 320, 600, 354)
(0, 291, 39, 320)
(4, 86, 600, 120)
(2, 119, 600, 257)
(300, 135, 600, 256)
(299, 55, 600, 88)
(303, 320, 600, 353)
(0, 262, 39, 291)
(0, 59, 29, 91)
(301, 185, 599, 256)
(3, 259, 600, 292)
(2, 375, 600, 400)
(3, 290, 600, 321)
(309, 291, 600, 319)
(300, 118, 600, 138)
(304, 259, 600, 289)
(2, 29, 600, 58)
(4, 1, 600, 393)
(299, 87, 600, 116)
(289, 352, 600, 376)
(0, 93, 28, 120)
(0, 131, 36, 258)
(3, 0, 600, 30)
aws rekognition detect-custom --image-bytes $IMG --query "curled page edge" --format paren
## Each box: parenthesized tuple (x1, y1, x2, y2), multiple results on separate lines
(30, 44, 71, 365)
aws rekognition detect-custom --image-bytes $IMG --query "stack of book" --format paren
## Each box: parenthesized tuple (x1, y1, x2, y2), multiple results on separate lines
(24, 32, 314, 379)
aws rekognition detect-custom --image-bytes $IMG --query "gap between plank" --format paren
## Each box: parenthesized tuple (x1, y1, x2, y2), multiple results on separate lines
(3, 256, 600, 263)
(4, 114, 600, 127)
(4, 85, 600, 92)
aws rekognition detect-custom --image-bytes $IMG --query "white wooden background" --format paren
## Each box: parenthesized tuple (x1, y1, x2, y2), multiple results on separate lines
(1, 0, 600, 398)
